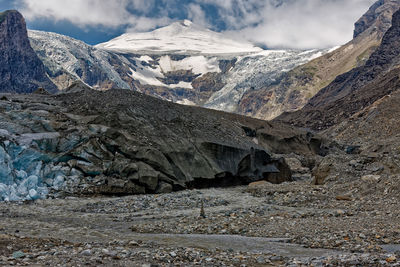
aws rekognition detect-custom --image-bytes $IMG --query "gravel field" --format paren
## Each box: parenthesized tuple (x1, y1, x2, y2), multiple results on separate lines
(1, 176, 399, 266)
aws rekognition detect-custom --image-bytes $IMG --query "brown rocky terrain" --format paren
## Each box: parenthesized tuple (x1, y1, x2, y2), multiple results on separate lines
(278, 7, 400, 131)
(1, 80, 399, 265)
(239, 0, 400, 121)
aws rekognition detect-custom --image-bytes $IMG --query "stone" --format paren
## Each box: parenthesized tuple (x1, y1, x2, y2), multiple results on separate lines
(128, 240, 139, 246)
(81, 249, 92, 256)
(361, 175, 381, 183)
(285, 157, 308, 174)
(155, 182, 173, 194)
(312, 157, 334, 185)
(12, 251, 25, 259)
(386, 255, 396, 263)
(256, 256, 266, 264)
(248, 180, 268, 188)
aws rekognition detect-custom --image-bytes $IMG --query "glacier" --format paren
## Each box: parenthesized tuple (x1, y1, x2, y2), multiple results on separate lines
(204, 49, 332, 112)
(0, 106, 73, 201)
(0, 141, 52, 201)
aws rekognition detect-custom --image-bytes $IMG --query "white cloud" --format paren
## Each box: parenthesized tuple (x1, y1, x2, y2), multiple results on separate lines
(19, 0, 170, 31)
(19, 0, 378, 49)
(187, 4, 209, 27)
(219, 0, 378, 49)
(20, 0, 131, 27)
(126, 16, 172, 32)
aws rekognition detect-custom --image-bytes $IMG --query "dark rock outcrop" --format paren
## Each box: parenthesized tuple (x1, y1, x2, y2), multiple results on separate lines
(354, 0, 400, 39)
(0, 86, 324, 197)
(278, 8, 400, 131)
(0, 10, 56, 93)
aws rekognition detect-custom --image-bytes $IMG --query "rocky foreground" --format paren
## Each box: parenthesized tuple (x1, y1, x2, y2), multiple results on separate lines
(0, 82, 399, 266)
(0, 85, 397, 266)
(0, 173, 399, 266)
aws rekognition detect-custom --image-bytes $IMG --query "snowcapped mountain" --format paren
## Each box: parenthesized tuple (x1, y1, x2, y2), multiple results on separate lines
(28, 30, 131, 90)
(96, 20, 262, 55)
(28, 20, 328, 118)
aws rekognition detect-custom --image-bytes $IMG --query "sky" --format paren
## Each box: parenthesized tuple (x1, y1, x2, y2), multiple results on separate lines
(0, 0, 377, 49)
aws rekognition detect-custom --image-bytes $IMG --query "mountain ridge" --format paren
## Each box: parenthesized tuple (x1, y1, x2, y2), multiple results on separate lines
(238, 0, 400, 121)
(277, 7, 400, 131)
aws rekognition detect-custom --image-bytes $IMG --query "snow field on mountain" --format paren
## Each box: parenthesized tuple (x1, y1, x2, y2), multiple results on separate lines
(96, 20, 262, 55)
(130, 55, 221, 89)
(159, 55, 220, 75)
(28, 30, 131, 89)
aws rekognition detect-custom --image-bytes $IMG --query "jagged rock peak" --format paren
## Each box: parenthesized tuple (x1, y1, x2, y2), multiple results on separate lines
(0, 10, 56, 93)
(353, 0, 400, 38)
(0, 10, 20, 22)
(1, 10, 28, 41)
(392, 6, 400, 27)
(365, 8, 400, 67)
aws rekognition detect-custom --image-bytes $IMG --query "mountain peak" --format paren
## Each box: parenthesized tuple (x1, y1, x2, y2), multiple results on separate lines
(96, 20, 262, 55)
(0, 9, 22, 23)
(353, 0, 400, 39)
(392, 7, 400, 27)
(0, 9, 56, 93)
(182, 19, 193, 27)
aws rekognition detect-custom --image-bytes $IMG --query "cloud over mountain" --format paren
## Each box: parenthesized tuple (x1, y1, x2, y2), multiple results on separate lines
(19, 0, 376, 49)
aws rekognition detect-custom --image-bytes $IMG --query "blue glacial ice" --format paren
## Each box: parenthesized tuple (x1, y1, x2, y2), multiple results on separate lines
(0, 137, 67, 202)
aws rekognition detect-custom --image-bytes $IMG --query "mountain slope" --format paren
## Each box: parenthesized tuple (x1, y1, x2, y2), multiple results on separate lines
(325, 88, 400, 151)
(239, 0, 400, 121)
(278, 8, 400, 131)
(96, 20, 262, 55)
(204, 49, 329, 113)
(0, 10, 56, 93)
(28, 30, 131, 90)
(30, 24, 325, 111)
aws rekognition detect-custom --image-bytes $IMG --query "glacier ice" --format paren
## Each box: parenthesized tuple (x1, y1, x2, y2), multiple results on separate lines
(0, 140, 66, 202)
(52, 175, 65, 190)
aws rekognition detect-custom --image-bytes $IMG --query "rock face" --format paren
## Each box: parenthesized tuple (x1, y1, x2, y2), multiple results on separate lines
(354, 0, 400, 39)
(278, 8, 400, 131)
(239, 0, 400, 121)
(326, 86, 400, 153)
(0, 10, 56, 93)
(0, 84, 324, 200)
